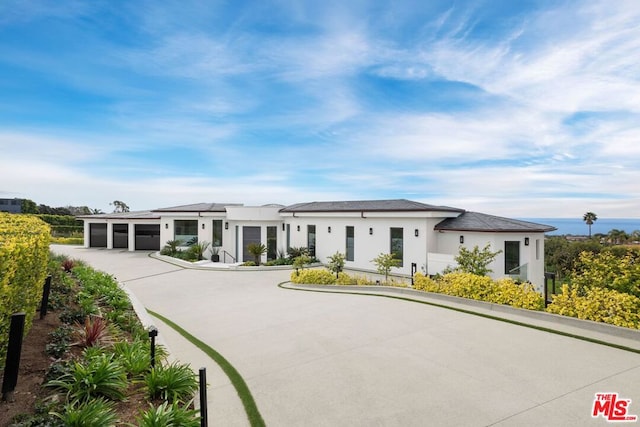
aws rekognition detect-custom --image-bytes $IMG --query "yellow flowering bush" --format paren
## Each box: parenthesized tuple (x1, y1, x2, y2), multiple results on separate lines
(0, 213, 50, 365)
(290, 268, 337, 285)
(547, 284, 640, 329)
(412, 272, 544, 310)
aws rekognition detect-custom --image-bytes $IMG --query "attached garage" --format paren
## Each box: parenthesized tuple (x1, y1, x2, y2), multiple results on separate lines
(113, 224, 129, 249)
(89, 223, 107, 248)
(135, 224, 160, 250)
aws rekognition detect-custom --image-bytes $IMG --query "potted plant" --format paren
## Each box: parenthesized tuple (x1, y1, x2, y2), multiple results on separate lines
(211, 247, 220, 262)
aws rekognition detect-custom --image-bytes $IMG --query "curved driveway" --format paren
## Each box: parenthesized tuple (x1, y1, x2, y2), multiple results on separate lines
(51, 246, 640, 426)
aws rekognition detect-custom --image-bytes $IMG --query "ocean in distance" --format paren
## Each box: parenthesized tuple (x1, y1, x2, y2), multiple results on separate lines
(519, 218, 640, 236)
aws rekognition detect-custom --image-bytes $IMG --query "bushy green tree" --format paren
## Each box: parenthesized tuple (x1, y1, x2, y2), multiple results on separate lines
(544, 236, 603, 280)
(326, 252, 345, 277)
(451, 244, 502, 276)
(372, 253, 401, 284)
(293, 254, 312, 274)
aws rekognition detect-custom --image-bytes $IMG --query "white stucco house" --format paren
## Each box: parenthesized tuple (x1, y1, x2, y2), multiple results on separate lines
(79, 199, 555, 290)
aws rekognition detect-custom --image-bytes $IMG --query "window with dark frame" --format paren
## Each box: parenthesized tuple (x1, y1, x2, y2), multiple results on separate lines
(346, 226, 354, 261)
(504, 241, 520, 274)
(267, 226, 277, 260)
(390, 227, 403, 267)
(174, 220, 198, 245)
(307, 225, 316, 257)
(212, 220, 223, 247)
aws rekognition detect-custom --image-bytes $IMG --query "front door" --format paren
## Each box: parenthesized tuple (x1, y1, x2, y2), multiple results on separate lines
(242, 226, 261, 262)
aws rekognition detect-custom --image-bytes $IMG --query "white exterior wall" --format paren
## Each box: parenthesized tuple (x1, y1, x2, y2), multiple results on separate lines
(435, 231, 547, 291)
(283, 213, 434, 276)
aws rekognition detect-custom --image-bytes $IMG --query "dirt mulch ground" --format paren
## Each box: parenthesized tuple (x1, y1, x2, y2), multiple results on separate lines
(0, 310, 145, 426)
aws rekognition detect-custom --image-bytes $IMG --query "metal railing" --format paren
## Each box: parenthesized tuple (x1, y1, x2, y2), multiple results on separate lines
(222, 250, 236, 264)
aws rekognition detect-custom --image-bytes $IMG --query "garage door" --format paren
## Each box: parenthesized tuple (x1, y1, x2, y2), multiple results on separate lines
(113, 224, 128, 249)
(242, 226, 261, 262)
(89, 223, 107, 248)
(134, 224, 160, 250)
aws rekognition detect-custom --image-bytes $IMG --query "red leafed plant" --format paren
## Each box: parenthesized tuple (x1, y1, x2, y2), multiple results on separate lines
(75, 316, 111, 348)
(61, 258, 75, 272)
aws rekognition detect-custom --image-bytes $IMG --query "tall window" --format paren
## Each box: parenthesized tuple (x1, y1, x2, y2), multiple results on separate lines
(212, 220, 223, 247)
(286, 224, 291, 252)
(307, 225, 316, 257)
(505, 241, 520, 274)
(346, 226, 354, 261)
(535, 239, 540, 260)
(175, 220, 198, 245)
(390, 227, 403, 267)
(267, 226, 277, 260)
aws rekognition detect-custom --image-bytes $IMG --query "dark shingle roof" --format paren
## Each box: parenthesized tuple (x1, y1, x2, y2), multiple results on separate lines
(153, 203, 241, 213)
(281, 199, 464, 213)
(435, 212, 556, 233)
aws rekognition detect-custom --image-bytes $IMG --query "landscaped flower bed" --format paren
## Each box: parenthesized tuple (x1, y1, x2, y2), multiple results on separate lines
(1, 255, 201, 426)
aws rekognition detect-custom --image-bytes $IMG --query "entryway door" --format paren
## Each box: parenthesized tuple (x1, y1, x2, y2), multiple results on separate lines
(242, 226, 261, 262)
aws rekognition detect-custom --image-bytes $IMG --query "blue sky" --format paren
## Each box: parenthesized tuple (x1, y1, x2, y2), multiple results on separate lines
(1, 0, 639, 218)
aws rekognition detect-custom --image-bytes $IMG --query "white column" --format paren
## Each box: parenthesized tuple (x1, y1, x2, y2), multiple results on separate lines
(128, 223, 135, 251)
(106, 222, 113, 249)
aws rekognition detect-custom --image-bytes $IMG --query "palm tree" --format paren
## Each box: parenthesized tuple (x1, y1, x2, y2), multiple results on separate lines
(583, 212, 597, 238)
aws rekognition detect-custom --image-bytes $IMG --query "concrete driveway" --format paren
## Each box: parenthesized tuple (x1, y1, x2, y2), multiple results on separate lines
(51, 246, 640, 426)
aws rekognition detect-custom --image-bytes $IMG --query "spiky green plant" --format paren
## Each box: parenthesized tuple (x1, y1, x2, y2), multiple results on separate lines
(134, 401, 199, 427)
(145, 362, 198, 403)
(51, 397, 118, 427)
(47, 353, 127, 402)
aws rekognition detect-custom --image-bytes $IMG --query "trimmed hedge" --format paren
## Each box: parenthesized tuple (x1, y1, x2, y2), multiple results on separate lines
(547, 284, 640, 329)
(413, 272, 545, 310)
(0, 213, 50, 365)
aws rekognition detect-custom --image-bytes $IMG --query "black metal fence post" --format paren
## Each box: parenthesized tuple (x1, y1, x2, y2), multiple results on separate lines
(148, 326, 158, 369)
(544, 272, 556, 308)
(410, 263, 417, 286)
(40, 275, 52, 319)
(2, 312, 26, 402)
(199, 367, 208, 427)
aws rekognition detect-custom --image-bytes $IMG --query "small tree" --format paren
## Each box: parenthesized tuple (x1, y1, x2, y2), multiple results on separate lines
(327, 252, 345, 278)
(453, 244, 502, 276)
(293, 254, 312, 275)
(247, 243, 267, 265)
(372, 253, 401, 284)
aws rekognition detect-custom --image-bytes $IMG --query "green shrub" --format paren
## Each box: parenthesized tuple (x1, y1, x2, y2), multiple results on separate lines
(145, 362, 198, 403)
(47, 353, 128, 402)
(290, 269, 337, 285)
(547, 284, 640, 329)
(247, 242, 267, 265)
(51, 397, 118, 427)
(46, 324, 74, 358)
(136, 401, 200, 427)
(0, 213, 50, 366)
(113, 340, 153, 378)
(287, 246, 309, 258)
